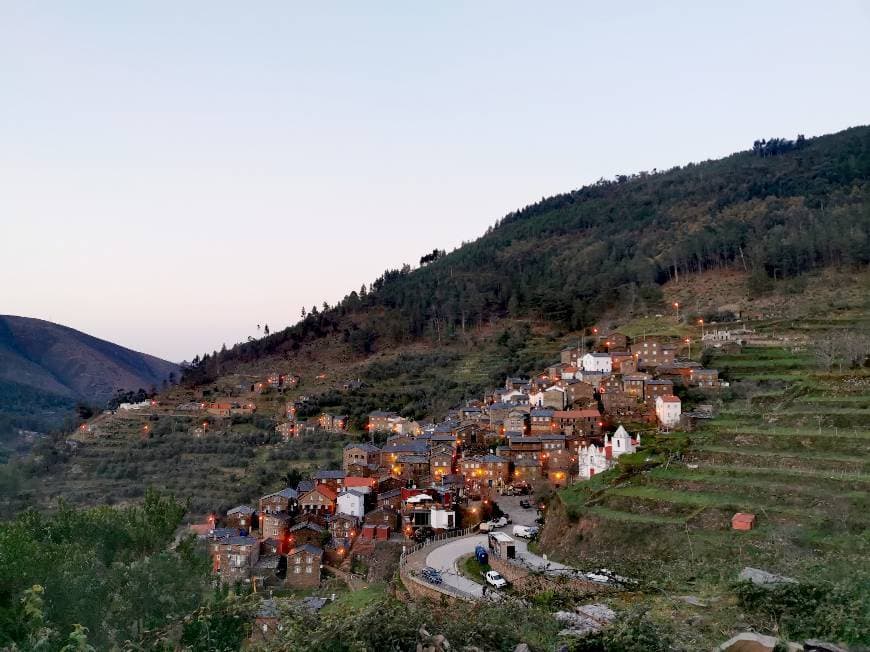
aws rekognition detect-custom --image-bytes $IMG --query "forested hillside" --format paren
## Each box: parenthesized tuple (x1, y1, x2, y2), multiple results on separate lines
(186, 126, 870, 383)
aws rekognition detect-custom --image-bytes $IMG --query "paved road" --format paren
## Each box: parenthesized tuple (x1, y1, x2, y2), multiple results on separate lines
(423, 494, 577, 598)
(424, 534, 489, 598)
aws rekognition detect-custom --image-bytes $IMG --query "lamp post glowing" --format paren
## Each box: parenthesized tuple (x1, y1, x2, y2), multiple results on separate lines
(685, 338, 692, 358)
(673, 301, 680, 321)
(698, 318, 705, 338)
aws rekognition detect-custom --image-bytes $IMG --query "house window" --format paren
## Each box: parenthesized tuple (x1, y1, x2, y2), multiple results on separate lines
(306, 566, 313, 574)
(294, 566, 301, 574)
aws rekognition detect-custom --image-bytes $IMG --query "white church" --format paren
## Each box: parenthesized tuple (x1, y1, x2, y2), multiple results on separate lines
(577, 425, 640, 479)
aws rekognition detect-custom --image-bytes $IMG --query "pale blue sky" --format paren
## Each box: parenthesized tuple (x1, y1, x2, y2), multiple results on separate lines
(1, 2, 868, 361)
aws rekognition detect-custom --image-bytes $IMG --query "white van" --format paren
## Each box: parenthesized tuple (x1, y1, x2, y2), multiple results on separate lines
(512, 525, 538, 539)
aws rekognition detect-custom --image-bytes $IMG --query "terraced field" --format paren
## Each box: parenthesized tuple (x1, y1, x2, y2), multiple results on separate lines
(551, 343, 870, 585)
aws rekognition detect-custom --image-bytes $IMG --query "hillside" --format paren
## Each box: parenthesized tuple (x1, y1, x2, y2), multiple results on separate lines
(3, 128, 870, 648)
(535, 269, 870, 647)
(8, 125, 870, 513)
(0, 315, 179, 439)
(177, 126, 870, 390)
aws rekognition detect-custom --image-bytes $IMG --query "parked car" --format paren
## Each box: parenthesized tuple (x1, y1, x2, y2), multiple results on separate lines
(479, 520, 493, 532)
(485, 570, 508, 588)
(421, 567, 443, 584)
(512, 525, 539, 539)
(519, 500, 531, 509)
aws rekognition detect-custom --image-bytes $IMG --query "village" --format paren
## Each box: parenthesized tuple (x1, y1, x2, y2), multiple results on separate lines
(142, 322, 749, 626)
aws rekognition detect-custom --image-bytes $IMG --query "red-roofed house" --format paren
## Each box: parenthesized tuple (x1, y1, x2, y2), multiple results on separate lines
(298, 485, 336, 514)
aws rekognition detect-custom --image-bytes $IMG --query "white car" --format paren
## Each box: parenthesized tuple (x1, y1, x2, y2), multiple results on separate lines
(485, 570, 508, 588)
(512, 525, 538, 539)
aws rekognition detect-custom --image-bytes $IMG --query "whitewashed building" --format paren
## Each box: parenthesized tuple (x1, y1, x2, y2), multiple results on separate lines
(577, 426, 640, 479)
(336, 489, 366, 518)
(581, 352, 613, 374)
(655, 395, 682, 428)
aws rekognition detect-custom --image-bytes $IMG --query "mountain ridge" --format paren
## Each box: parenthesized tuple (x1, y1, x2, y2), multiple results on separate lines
(183, 125, 870, 385)
(0, 314, 179, 435)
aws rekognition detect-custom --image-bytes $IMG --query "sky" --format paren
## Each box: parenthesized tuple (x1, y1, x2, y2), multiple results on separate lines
(1, 2, 868, 362)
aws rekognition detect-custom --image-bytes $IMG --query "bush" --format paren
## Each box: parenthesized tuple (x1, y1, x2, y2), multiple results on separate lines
(733, 577, 870, 644)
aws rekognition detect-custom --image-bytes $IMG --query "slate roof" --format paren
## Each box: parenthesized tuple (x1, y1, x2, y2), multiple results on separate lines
(344, 442, 381, 453)
(378, 488, 402, 500)
(227, 505, 255, 515)
(254, 556, 280, 571)
(383, 441, 429, 454)
(288, 544, 324, 556)
(479, 455, 508, 463)
(296, 480, 315, 493)
(431, 433, 457, 442)
(206, 528, 238, 540)
(220, 535, 258, 546)
(397, 454, 429, 464)
(262, 487, 298, 500)
(314, 469, 347, 480)
(509, 436, 541, 444)
(289, 521, 326, 533)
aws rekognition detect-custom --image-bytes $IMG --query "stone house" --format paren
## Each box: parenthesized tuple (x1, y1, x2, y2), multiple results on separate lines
(363, 506, 400, 532)
(343, 443, 381, 473)
(512, 458, 543, 483)
(328, 513, 359, 540)
(622, 373, 651, 398)
(298, 485, 336, 514)
(644, 379, 675, 403)
(430, 451, 454, 480)
(285, 544, 323, 588)
(313, 469, 346, 492)
(259, 488, 298, 516)
(225, 505, 255, 532)
(213, 535, 259, 584)
(287, 521, 327, 548)
(260, 512, 292, 541)
(630, 341, 676, 368)
(689, 368, 720, 388)
(529, 407, 555, 433)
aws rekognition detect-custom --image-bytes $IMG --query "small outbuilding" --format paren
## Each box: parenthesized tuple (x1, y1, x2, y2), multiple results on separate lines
(487, 532, 516, 559)
(731, 512, 756, 531)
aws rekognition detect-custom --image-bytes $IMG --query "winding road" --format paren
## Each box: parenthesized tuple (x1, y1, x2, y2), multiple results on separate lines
(423, 495, 576, 598)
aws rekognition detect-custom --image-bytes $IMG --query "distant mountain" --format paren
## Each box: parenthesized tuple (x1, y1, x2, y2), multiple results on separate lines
(0, 315, 179, 435)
